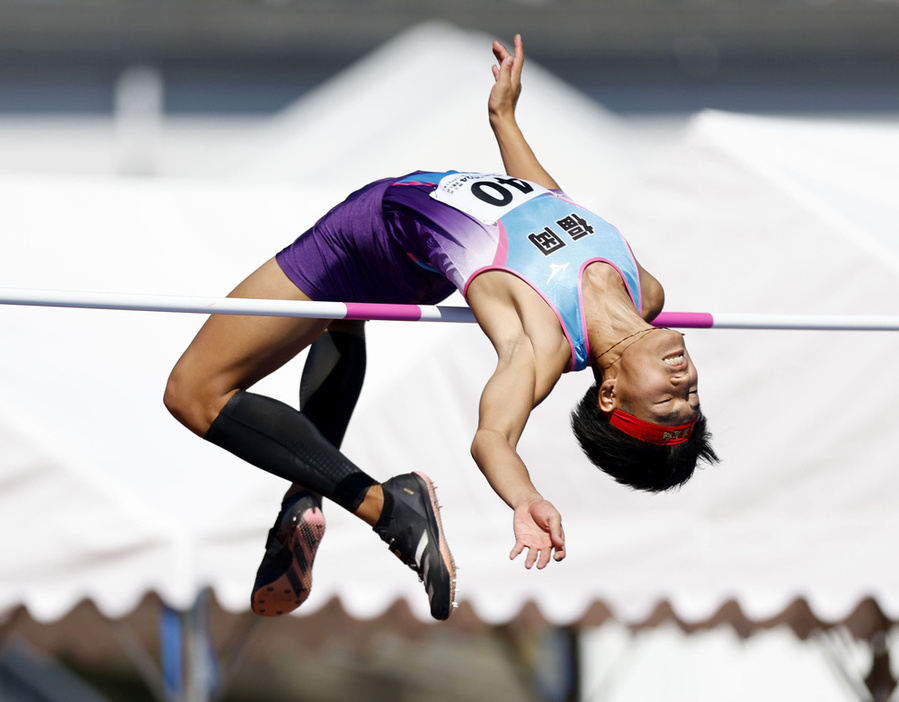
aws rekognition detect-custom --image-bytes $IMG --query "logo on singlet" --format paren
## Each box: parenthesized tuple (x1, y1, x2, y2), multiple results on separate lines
(547, 262, 569, 284)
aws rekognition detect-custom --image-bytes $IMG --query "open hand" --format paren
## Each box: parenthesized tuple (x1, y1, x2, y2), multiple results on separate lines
(509, 497, 566, 569)
(488, 34, 524, 121)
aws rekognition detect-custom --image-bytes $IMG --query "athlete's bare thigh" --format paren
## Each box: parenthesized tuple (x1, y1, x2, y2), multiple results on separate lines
(165, 257, 331, 434)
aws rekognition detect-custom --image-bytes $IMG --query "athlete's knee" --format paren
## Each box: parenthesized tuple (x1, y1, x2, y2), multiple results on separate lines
(163, 364, 228, 437)
(162, 367, 198, 433)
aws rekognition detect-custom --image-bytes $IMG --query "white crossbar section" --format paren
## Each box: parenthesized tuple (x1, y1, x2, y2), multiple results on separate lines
(706, 313, 899, 331)
(0, 288, 477, 323)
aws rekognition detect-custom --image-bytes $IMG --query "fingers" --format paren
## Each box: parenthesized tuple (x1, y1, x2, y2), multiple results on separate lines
(536, 545, 553, 569)
(494, 35, 522, 61)
(493, 56, 513, 83)
(510, 34, 524, 80)
(510, 541, 538, 569)
(509, 541, 524, 561)
(550, 517, 565, 556)
(509, 496, 565, 569)
(510, 543, 565, 569)
(492, 36, 522, 80)
(492, 58, 512, 86)
(492, 39, 511, 64)
(509, 541, 543, 569)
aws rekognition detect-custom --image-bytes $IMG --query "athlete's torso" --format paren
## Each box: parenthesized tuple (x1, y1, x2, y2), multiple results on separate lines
(384, 171, 643, 372)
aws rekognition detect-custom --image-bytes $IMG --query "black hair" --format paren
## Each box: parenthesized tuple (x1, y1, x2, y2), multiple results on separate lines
(570, 383, 718, 492)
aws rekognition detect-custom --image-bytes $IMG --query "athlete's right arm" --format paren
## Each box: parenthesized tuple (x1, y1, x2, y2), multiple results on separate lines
(488, 34, 561, 191)
(469, 344, 567, 570)
(467, 291, 567, 569)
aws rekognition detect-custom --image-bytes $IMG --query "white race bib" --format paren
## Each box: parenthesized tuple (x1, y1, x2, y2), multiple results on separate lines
(430, 172, 548, 224)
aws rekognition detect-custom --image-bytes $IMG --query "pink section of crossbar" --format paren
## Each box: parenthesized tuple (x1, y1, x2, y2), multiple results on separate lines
(653, 312, 715, 328)
(344, 302, 422, 321)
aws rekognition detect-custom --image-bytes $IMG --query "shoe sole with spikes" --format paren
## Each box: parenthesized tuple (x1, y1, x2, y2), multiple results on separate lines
(251, 495, 326, 617)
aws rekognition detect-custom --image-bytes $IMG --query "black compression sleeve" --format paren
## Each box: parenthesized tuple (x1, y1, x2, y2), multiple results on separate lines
(299, 330, 366, 449)
(204, 390, 376, 513)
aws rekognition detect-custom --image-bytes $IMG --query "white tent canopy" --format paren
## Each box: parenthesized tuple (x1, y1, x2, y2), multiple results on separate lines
(232, 22, 668, 210)
(1, 24, 899, 632)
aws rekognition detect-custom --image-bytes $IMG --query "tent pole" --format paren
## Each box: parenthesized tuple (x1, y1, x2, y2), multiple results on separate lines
(182, 590, 220, 702)
(215, 612, 263, 693)
(565, 626, 582, 702)
(154, 590, 265, 702)
(159, 604, 184, 702)
(112, 619, 169, 702)
(816, 628, 871, 701)
(863, 630, 896, 702)
(157, 591, 221, 702)
(532, 626, 581, 702)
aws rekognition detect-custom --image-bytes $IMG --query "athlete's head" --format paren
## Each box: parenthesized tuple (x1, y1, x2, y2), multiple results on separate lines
(571, 328, 718, 491)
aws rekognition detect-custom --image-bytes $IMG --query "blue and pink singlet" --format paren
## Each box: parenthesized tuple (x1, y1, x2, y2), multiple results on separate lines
(276, 171, 643, 372)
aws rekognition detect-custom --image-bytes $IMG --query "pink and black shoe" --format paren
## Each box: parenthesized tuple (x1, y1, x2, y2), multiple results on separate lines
(251, 491, 326, 617)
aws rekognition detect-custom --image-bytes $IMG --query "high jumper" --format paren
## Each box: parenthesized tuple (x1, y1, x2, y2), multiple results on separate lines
(163, 34, 718, 621)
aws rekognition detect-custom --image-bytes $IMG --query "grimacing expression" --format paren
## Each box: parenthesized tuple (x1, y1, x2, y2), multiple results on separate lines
(608, 329, 700, 426)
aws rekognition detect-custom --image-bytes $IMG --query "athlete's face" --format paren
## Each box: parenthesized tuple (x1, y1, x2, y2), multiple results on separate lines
(599, 329, 700, 425)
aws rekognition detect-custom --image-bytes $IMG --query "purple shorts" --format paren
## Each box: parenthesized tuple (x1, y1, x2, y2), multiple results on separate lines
(275, 177, 455, 305)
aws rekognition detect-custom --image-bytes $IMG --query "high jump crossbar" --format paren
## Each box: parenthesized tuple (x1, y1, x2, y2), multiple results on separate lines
(3, 288, 899, 330)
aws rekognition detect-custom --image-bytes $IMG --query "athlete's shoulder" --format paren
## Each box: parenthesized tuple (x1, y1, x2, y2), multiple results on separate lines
(468, 272, 571, 385)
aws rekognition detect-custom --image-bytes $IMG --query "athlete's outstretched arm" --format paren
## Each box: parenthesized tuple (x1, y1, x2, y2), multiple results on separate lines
(468, 293, 567, 569)
(469, 339, 566, 569)
(488, 34, 561, 191)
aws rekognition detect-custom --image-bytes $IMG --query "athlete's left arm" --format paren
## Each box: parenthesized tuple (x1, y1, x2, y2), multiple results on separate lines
(488, 34, 561, 191)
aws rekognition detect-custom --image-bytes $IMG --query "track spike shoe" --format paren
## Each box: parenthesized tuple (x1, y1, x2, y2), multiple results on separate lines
(251, 491, 325, 617)
(374, 472, 456, 620)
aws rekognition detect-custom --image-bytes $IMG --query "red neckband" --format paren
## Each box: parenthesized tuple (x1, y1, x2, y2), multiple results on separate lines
(610, 409, 696, 446)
